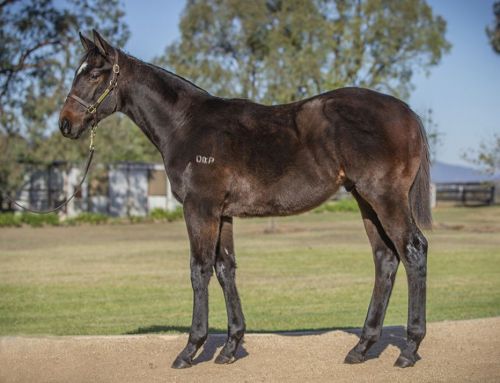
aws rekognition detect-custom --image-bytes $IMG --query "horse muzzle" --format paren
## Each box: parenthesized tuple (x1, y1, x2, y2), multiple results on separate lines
(59, 117, 87, 139)
(59, 117, 72, 137)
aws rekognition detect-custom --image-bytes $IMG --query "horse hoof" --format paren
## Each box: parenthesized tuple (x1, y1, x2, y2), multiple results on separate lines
(344, 349, 365, 364)
(214, 353, 236, 364)
(394, 354, 415, 368)
(171, 356, 192, 369)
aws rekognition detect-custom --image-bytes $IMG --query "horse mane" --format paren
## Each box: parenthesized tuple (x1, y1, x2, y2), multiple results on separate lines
(121, 50, 210, 95)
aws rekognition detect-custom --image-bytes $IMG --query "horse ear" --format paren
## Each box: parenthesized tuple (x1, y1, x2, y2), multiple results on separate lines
(79, 32, 94, 52)
(92, 29, 114, 57)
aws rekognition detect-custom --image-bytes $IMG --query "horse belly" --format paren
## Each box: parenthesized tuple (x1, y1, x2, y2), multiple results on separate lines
(223, 170, 340, 217)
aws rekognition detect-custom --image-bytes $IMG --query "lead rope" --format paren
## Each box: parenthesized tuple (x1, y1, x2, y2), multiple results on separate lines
(1, 126, 96, 215)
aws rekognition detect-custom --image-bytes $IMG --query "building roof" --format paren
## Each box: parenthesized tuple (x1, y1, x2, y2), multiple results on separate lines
(431, 161, 500, 184)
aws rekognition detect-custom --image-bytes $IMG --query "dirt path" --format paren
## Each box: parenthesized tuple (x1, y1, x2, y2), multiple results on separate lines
(1, 317, 499, 383)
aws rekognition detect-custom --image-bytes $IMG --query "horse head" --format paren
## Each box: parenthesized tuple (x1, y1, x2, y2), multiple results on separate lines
(59, 30, 120, 139)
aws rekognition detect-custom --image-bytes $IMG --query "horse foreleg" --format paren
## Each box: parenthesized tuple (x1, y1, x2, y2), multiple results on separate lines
(214, 216, 246, 364)
(172, 199, 221, 369)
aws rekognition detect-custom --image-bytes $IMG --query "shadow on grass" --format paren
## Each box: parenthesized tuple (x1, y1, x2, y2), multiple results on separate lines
(125, 324, 407, 363)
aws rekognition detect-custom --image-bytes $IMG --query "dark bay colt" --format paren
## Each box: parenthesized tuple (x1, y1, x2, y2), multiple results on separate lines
(60, 31, 431, 369)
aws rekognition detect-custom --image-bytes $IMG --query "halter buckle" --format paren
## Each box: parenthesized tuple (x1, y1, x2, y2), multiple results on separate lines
(87, 105, 97, 114)
(113, 64, 120, 74)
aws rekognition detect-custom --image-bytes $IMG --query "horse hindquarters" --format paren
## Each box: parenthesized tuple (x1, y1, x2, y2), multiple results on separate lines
(328, 94, 430, 367)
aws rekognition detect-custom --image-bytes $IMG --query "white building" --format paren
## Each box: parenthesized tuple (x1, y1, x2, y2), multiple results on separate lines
(14, 162, 179, 217)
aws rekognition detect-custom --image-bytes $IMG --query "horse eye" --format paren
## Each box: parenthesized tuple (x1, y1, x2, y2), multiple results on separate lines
(89, 71, 100, 80)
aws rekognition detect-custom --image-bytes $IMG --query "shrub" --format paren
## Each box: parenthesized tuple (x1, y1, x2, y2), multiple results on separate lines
(19, 213, 60, 227)
(149, 207, 183, 222)
(65, 212, 109, 225)
(1, 207, 184, 228)
(128, 215, 150, 224)
(0, 213, 22, 227)
(0, 212, 60, 228)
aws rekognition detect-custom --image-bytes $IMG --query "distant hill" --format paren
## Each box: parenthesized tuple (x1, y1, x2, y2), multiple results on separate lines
(431, 162, 500, 184)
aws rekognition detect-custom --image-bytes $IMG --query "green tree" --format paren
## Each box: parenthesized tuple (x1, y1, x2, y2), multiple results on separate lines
(0, 0, 129, 135)
(462, 2, 500, 175)
(420, 108, 443, 164)
(0, 0, 137, 205)
(157, 0, 450, 104)
(487, 1, 500, 53)
(462, 134, 500, 175)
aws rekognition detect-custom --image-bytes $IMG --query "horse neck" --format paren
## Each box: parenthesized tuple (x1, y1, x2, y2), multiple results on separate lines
(117, 52, 207, 152)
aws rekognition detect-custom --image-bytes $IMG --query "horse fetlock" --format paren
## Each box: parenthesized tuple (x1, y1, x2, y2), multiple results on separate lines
(188, 333, 208, 350)
(229, 323, 245, 339)
(215, 330, 245, 365)
(214, 351, 236, 364)
(408, 327, 426, 345)
(362, 329, 381, 345)
(215, 343, 240, 364)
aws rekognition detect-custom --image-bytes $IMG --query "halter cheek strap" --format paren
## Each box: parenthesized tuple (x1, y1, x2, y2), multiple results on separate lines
(68, 49, 120, 124)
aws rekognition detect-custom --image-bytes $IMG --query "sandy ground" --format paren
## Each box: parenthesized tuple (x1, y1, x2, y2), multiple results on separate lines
(1, 317, 499, 383)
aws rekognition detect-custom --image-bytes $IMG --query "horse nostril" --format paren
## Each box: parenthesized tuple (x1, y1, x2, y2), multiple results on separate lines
(60, 118, 71, 136)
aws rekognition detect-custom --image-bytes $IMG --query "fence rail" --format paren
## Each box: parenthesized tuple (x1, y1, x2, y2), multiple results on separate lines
(436, 183, 495, 205)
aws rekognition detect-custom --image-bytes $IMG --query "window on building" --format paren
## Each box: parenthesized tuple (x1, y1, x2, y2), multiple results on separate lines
(89, 168, 109, 196)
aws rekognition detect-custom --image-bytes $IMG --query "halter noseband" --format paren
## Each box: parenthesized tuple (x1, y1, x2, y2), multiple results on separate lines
(68, 49, 120, 126)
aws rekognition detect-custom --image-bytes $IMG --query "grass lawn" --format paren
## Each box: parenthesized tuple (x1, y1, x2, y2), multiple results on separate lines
(1, 204, 499, 336)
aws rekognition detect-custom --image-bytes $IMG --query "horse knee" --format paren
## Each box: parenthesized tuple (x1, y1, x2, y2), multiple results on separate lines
(215, 258, 236, 286)
(190, 259, 214, 289)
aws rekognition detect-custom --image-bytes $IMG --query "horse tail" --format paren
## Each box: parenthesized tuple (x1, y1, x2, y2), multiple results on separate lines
(409, 113, 433, 229)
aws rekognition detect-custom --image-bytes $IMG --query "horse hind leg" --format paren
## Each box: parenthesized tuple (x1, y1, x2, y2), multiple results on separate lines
(345, 190, 400, 364)
(354, 184, 428, 368)
(214, 216, 246, 364)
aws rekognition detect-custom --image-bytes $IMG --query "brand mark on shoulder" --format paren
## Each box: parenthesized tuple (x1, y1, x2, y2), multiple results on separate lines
(196, 155, 215, 164)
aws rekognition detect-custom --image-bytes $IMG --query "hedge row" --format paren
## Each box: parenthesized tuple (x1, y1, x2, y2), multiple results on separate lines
(0, 207, 184, 228)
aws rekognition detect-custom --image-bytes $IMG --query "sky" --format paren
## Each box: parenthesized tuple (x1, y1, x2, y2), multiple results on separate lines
(122, 0, 500, 167)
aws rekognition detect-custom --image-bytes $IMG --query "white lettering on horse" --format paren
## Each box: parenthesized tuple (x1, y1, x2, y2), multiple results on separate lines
(196, 155, 215, 164)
